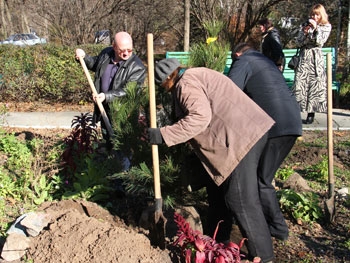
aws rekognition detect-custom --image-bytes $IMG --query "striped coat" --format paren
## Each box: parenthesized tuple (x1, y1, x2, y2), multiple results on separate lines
(292, 23, 332, 113)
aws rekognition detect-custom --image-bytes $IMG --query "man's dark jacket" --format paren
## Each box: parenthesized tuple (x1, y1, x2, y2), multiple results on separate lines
(83, 46, 146, 124)
(228, 49, 302, 138)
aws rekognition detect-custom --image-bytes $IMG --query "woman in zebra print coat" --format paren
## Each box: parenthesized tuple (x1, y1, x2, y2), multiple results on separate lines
(292, 4, 332, 124)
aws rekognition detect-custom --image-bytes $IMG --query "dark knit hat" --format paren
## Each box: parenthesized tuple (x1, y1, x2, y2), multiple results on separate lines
(155, 58, 180, 85)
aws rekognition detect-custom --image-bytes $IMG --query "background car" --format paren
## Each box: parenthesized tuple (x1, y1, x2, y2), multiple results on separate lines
(0, 33, 47, 46)
(94, 30, 110, 44)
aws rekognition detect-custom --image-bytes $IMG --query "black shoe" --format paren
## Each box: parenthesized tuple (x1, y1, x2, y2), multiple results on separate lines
(270, 226, 289, 241)
(271, 232, 289, 241)
(304, 113, 315, 124)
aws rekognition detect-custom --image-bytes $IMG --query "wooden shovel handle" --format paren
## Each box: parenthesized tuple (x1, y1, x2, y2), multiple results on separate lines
(78, 56, 114, 136)
(147, 33, 162, 200)
(326, 53, 334, 195)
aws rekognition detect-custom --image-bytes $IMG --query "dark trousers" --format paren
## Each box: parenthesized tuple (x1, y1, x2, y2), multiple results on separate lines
(207, 134, 274, 262)
(100, 114, 113, 151)
(258, 135, 298, 238)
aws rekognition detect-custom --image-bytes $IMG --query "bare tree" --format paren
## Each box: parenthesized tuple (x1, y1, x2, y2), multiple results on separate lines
(118, 0, 183, 55)
(184, 0, 190, 51)
(0, 0, 348, 62)
(0, 0, 13, 38)
(25, 0, 133, 45)
(0, 0, 30, 38)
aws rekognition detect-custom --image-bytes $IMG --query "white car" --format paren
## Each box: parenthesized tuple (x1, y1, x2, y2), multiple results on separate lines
(0, 33, 47, 46)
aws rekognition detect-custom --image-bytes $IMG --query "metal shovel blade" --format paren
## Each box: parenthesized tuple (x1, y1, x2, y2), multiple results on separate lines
(325, 192, 335, 223)
(151, 198, 167, 249)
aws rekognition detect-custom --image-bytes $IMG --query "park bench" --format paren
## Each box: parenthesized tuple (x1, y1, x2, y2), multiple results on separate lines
(165, 47, 340, 106)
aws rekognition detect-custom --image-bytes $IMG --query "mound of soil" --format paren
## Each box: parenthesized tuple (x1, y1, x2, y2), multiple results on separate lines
(24, 200, 173, 263)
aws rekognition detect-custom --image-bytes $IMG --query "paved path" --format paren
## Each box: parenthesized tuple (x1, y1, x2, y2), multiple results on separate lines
(1, 109, 350, 131)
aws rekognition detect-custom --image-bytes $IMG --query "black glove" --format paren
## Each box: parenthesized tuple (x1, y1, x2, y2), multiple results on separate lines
(147, 128, 164, 145)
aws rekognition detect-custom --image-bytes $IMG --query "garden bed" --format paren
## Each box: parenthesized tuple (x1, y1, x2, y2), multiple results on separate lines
(0, 102, 349, 262)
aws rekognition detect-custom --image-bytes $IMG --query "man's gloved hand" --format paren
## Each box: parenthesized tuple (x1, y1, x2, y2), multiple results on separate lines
(147, 128, 164, 145)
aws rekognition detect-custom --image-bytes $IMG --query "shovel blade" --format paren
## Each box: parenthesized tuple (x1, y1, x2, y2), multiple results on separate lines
(324, 195, 336, 223)
(139, 198, 167, 249)
(152, 209, 167, 249)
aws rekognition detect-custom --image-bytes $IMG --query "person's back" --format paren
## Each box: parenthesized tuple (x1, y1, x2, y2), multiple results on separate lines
(257, 18, 285, 72)
(228, 48, 302, 138)
(228, 44, 302, 258)
(161, 66, 275, 185)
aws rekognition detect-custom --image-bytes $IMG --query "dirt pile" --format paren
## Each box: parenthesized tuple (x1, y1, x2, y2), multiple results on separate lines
(23, 200, 173, 263)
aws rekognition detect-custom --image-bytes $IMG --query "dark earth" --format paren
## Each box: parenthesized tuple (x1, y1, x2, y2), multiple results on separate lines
(1, 102, 349, 263)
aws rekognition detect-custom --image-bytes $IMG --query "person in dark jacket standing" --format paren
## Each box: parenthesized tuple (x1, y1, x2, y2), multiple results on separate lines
(148, 58, 277, 262)
(257, 18, 285, 72)
(228, 42, 302, 247)
(75, 31, 146, 153)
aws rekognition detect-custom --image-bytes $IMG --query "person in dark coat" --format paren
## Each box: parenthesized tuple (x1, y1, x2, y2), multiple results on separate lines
(75, 32, 146, 153)
(257, 18, 285, 72)
(228, 42, 302, 252)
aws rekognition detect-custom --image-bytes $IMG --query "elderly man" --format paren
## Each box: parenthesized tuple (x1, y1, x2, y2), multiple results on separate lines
(75, 32, 146, 153)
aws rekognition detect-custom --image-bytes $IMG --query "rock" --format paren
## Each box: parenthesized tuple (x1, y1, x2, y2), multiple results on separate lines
(139, 205, 203, 242)
(6, 212, 51, 238)
(337, 187, 348, 197)
(1, 233, 30, 261)
(175, 206, 203, 233)
(6, 214, 28, 236)
(20, 212, 51, 237)
(1, 212, 51, 261)
(164, 205, 203, 243)
(283, 172, 312, 192)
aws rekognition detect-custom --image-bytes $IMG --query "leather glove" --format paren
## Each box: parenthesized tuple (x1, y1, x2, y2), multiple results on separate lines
(147, 128, 164, 145)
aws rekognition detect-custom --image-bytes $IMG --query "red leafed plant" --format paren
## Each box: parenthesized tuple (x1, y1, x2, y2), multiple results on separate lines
(173, 213, 261, 263)
(61, 113, 98, 174)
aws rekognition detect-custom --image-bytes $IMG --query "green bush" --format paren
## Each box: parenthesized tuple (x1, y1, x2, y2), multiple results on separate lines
(0, 129, 56, 204)
(188, 20, 230, 73)
(0, 44, 106, 104)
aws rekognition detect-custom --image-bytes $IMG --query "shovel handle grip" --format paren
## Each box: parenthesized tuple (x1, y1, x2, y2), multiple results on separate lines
(78, 56, 114, 136)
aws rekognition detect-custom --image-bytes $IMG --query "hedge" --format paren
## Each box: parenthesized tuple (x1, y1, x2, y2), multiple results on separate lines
(0, 44, 109, 104)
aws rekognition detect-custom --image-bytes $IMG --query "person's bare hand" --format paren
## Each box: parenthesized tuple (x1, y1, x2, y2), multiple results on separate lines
(93, 93, 106, 103)
(308, 19, 317, 29)
(75, 49, 85, 60)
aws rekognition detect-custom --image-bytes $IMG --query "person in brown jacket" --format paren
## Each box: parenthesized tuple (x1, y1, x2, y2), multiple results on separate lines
(148, 58, 276, 262)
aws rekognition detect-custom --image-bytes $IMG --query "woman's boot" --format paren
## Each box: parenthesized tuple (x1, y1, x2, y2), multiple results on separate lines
(305, 112, 315, 124)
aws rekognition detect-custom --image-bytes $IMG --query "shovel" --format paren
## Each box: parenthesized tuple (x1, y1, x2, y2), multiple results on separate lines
(78, 56, 114, 136)
(146, 33, 167, 248)
(325, 52, 336, 223)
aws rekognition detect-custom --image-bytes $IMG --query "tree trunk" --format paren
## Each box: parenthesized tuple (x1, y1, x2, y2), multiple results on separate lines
(184, 0, 190, 51)
(21, 6, 30, 33)
(0, 0, 13, 37)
